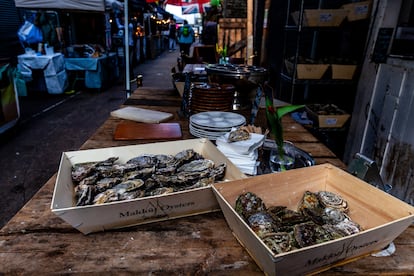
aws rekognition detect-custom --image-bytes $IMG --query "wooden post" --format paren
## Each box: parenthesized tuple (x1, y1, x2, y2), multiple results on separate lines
(260, 0, 271, 65)
(246, 0, 254, 65)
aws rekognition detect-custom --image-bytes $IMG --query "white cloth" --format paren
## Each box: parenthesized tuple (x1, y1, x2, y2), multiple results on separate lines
(216, 131, 265, 175)
(216, 132, 265, 154)
(17, 53, 67, 94)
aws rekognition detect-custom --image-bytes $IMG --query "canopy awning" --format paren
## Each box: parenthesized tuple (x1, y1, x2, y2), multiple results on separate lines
(14, 0, 106, 12)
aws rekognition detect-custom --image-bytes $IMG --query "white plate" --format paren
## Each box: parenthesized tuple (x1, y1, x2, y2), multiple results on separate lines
(189, 125, 229, 140)
(190, 111, 246, 129)
(190, 126, 226, 138)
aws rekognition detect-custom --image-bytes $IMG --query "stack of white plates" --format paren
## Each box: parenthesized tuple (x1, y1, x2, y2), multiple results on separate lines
(189, 111, 246, 140)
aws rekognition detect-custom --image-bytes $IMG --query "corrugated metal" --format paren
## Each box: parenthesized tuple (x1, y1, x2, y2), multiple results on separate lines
(0, 0, 24, 62)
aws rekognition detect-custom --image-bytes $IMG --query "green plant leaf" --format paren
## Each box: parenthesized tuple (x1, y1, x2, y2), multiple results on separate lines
(276, 105, 305, 118)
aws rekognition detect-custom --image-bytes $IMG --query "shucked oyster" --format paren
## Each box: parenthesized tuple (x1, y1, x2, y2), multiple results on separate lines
(228, 128, 250, 143)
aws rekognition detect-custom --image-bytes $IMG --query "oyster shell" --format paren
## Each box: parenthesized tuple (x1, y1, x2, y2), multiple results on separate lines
(294, 221, 333, 248)
(71, 149, 225, 206)
(71, 157, 119, 183)
(262, 232, 297, 254)
(235, 192, 266, 221)
(317, 191, 348, 212)
(247, 212, 276, 238)
(228, 128, 250, 142)
(298, 191, 325, 225)
(235, 190, 362, 254)
(322, 207, 350, 225)
(335, 219, 362, 235)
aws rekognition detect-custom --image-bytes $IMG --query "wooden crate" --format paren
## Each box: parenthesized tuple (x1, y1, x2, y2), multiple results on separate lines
(342, 1, 372, 22)
(285, 59, 329, 79)
(51, 138, 246, 234)
(331, 64, 357, 79)
(292, 9, 348, 27)
(212, 164, 414, 276)
(217, 18, 247, 59)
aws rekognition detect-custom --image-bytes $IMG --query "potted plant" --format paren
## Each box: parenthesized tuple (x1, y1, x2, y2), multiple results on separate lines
(265, 96, 315, 172)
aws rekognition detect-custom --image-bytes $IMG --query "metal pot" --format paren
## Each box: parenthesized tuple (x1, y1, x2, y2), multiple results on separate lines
(205, 64, 268, 110)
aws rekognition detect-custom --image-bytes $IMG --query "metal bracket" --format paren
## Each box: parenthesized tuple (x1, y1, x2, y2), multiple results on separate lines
(347, 153, 392, 193)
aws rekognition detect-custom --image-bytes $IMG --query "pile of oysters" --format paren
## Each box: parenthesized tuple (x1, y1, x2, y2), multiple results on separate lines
(71, 149, 226, 206)
(235, 190, 362, 254)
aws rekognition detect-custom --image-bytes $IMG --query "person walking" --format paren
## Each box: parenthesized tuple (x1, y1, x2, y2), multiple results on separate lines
(177, 20, 195, 56)
(168, 19, 177, 52)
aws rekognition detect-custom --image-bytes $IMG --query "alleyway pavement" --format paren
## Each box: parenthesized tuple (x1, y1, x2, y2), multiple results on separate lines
(0, 50, 179, 228)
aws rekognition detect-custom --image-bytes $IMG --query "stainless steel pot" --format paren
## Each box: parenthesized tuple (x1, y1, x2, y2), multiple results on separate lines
(205, 64, 268, 110)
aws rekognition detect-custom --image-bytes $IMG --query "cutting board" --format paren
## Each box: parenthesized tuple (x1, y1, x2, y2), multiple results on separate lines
(111, 106, 173, 123)
(114, 122, 182, 140)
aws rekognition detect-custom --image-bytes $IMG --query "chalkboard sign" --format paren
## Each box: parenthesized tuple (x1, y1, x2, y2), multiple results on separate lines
(224, 0, 247, 18)
(371, 28, 394, 63)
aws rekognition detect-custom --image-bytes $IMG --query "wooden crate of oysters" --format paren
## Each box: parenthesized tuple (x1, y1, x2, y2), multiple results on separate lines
(51, 138, 246, 234)
(212, 164, 414, 275)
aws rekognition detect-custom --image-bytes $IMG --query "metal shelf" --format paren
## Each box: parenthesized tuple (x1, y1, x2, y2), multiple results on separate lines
(281, 73, 355, 85)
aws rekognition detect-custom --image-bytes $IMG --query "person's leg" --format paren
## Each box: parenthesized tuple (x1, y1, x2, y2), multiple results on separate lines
(183, 44, 190, 56)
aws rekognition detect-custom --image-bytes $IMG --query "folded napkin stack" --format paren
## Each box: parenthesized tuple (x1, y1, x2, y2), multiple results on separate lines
(216, 130, 265, 175)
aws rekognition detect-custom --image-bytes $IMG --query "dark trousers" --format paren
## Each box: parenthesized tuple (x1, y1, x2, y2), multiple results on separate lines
(179, 43, 191, 56)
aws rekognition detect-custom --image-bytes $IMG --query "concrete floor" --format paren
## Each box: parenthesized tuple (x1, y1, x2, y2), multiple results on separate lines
(0, 50, 179, 228)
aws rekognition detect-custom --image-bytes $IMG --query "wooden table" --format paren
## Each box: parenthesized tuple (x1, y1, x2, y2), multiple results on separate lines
(1, 88, 413, 275)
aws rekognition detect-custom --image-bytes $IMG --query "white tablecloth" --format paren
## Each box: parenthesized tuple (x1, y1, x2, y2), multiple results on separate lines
(18, 53, 68, 94)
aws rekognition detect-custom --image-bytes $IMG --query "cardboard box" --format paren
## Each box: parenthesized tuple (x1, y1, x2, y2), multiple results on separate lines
(331, 64, 357, 79)
(285, 60, 329, 79)
(306, 104, 350, 128)
(212, 164, 414, 276)
(292, 9, 348, 27)
(342, 1, 372, 22)
(51, 138, 246, 234)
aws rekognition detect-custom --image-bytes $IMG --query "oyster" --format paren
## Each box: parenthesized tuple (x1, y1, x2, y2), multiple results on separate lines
(248, 212, 276, 238)
(95, 177, 122, 193)
(71, 157, 119, 183)
(268, 206, 310, 232)
(235, 192, 266, 221)
(322, 207, 350, 225)
(70, 149, 226, 206)
(317, 191, 348, 212)
(177, 159, 215, 173)
(93, 179, 145, 204)
(228, 128, 250, 142)
(335, 219, 362, 235)
(262, 232, 297, 254)
(293, 221, 333, 248)
(127, 154, 158, 168)
(298, 191, 324, 224)
(234, 190, 362, 254)
(113, 179, 145, 194)
(149, 187, 174, 196)
(173, 149, 202, 168)
(75, 183, 95, 206)
(93, 189, 117, 204)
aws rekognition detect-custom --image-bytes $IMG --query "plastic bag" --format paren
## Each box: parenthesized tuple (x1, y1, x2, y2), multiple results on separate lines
(17, 20, 43, 45)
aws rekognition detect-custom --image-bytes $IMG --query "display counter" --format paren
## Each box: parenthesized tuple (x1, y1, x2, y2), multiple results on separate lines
(17, 53, 68, 94)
